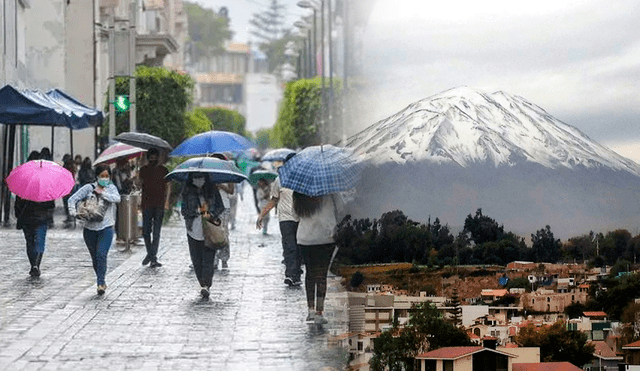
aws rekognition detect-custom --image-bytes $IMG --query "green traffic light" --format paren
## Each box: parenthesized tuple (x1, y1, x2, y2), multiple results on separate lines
(114, 95, 131, 112)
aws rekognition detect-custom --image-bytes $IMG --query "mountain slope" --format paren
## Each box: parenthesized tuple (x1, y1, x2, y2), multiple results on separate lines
(347, 86, 640, 176)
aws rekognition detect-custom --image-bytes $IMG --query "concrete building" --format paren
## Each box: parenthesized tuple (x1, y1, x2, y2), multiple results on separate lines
(191, 42, 250, 115)
(521, 288, 587, 313)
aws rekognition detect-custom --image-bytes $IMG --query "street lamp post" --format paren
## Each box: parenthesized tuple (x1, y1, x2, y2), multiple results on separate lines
(297, 0, 327, 144)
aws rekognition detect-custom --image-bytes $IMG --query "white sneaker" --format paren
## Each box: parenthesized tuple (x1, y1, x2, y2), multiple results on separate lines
(305, 311, 315, 323)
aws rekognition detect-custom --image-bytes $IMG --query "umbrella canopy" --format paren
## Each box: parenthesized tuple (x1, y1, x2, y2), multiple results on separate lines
(278, 145, 365, 197)
(114, 132, 172, 151)
(169, 130, 255, 157)
(248, 169, 278, 186)
(261, 148, 296, 162)
(166, 157, 248, 184)
(94, 142, 147, 165)
(5, 160, 75, 201)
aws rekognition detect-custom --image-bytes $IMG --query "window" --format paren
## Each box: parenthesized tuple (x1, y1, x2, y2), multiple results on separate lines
(547, 297, 550, 302)
(443, 360, 454, 371)
(357, 341, 363, 351)
(572, 295, 575, 301)
(424, 360, 436, 371)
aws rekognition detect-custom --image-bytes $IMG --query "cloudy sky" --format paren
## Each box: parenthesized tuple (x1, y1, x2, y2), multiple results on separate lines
(358, 0, 640, 162)
(192, 0, 640, 162)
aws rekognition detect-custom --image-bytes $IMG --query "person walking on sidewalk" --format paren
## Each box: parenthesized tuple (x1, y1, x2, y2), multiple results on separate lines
(15, 151, 55, 277)
(293, 192, 344, 325)
(68, 164, 121, 295)
(256, 176, 302, 287)
(255, 178, 272, 235)
(180, 173, 225, 298)
(214, 182, 234, 269)
(139, 148, 171, 268)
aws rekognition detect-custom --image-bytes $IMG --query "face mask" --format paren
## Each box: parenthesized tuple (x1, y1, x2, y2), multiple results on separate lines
(193, 178, 205, 188)
(98, 178, 110, 187)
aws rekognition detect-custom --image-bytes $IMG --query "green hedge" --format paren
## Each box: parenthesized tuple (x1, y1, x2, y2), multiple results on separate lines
(103, 66, 194, 147)
(197, 107, 248, 137)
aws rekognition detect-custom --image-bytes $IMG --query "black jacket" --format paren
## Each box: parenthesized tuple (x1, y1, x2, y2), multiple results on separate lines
(14, 197, 55, 229)
(181, 183, 225, 232)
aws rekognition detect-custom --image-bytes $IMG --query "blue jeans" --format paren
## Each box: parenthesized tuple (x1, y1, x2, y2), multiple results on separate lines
(280, 221, 302, 280)
(83, 227, 114, 285)
(23, 223, 47, 268)
(142, 207, 164, 263)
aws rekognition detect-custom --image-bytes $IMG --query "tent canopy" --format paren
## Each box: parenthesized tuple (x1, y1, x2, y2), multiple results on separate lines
(0, 85, 103, 129)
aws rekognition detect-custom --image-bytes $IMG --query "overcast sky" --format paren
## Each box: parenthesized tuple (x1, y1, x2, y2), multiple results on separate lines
(192, 0, 640, 162)
(358, 0, 640, 162)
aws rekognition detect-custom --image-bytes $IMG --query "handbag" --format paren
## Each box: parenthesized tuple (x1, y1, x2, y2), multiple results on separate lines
(76, 185, 110, 223)
(202, 215, 228, 250)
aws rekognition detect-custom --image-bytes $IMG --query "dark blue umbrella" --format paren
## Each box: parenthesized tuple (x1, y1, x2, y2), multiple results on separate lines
(165, 157, 248, 184)
(261, 148, 296, 162)
(278, 145, 365, 196)
(170, 130, 255, 157)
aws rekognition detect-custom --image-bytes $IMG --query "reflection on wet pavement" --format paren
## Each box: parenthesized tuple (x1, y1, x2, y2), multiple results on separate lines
(0, 187, 348, 370)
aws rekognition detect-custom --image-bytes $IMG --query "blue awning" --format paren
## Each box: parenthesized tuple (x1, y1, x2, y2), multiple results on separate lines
(0, 85, 103, 129)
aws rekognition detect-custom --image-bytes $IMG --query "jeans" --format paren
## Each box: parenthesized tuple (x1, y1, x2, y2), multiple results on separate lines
(280, 221, 301, 280)
(22, 223, 47, 268)
(142, 207, 164, 263)
(187, 235, 216, 287)
(300, 243, 335, 313)
(83, 226, 114, 285)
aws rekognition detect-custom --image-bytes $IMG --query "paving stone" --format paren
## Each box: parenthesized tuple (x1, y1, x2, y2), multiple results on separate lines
(0, 188, 348, 370)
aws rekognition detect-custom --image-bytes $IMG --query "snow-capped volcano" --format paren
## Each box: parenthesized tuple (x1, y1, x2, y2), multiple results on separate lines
(347, 86, 640, 176)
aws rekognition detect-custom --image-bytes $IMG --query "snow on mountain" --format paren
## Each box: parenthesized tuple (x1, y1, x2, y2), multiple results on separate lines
(347, 86, 640, 176)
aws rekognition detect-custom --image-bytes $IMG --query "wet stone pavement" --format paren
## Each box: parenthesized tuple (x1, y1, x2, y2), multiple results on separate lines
(0, 188, 349, 370)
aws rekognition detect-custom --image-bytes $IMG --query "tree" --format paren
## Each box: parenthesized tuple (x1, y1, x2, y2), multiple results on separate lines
(184, 108, 213, 138)
(621, 302, 640, 345)
(350, 271, 364, 288)
(370, 302, 472, 371)
(103, 66, 194, 147)
(448, 288, 462, 327)
(564, 302, 586, 319)
(463, 209, 504, 245)
(531, 225, 561, 263)
(272, 77, 323, 147)
(198, 107, 248, 137)
(516, 321, 594, 367)
(184, 2, 232, 60)
(249, 0, 287, 71)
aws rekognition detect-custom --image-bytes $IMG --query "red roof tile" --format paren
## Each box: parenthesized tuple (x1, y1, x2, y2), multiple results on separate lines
(623, 339, 640, 349)
(416, 346, 483, 359)
(416, 346, 516, 360)
(591, 341, 620, 359)
(583, 311, 607, 317)
(513, 362, 582, 371)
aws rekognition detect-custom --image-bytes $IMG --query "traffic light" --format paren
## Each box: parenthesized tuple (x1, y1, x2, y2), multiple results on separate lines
(114, 95, 131, 113)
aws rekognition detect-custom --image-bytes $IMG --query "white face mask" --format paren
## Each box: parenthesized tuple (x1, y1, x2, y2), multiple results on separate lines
(192, 178, 205, 188)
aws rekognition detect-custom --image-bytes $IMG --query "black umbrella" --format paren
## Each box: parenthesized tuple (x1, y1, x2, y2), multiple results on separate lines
(114, 132, 172, 151)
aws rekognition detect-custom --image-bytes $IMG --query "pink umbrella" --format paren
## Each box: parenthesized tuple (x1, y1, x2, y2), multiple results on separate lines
(94, 142, 147, 165)
(5, 160, 75, 202)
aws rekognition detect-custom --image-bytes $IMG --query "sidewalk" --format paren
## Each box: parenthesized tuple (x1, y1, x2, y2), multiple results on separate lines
(0, 188, 348, 370)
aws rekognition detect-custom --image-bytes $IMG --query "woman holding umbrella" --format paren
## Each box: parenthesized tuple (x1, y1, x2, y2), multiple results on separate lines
(14, 151, 56, 277)
(166, 156, 247, 298)
(278, 145, 364, 326)
(68, 164, 121, 295)
(180, 173, 225, 298)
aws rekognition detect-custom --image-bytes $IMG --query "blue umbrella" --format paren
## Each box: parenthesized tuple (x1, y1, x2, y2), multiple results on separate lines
(278, 145, 365, 196)
(261, 148, 296, 162)
(170, 130, 255, 157)
(165, 157, 248, 184)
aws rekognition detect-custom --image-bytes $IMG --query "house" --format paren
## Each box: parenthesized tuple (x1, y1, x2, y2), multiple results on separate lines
(583, 340, 623, 370)
(567, 311, 612, 341)
(498, 345, 540, 364)
(481, 289, 508, 303)
(415, 345, 516, 371)
(512, 362, 582, 371)
(521, 288, 587, 313)
(622, 339, 640, 365)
